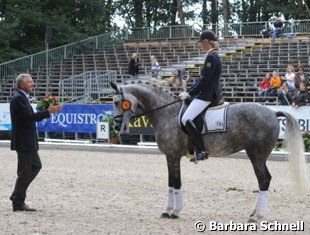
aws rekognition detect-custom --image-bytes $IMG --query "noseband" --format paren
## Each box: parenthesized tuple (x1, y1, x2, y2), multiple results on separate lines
(113, 88, 182, 132)
(113, 87, 134, 133)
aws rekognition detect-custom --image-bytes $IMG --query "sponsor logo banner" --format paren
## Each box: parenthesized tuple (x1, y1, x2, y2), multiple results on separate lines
(267, 105, 310, 138)
(0, 103, 11, 131)
(37, 104, 113, 133)
(129, 116, 154, 135)
(1, 104, 307, 137)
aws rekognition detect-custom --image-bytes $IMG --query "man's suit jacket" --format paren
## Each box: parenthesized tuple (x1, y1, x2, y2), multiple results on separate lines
(10, 90, 50, 152)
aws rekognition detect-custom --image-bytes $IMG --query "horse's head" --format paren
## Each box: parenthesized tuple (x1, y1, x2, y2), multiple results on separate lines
(110, 82, 139, 132)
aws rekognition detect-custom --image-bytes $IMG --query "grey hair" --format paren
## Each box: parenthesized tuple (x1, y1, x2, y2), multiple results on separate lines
(16, 73, 31, 89)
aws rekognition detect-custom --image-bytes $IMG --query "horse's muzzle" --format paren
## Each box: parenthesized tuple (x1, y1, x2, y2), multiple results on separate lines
(114, 119, 122, 131)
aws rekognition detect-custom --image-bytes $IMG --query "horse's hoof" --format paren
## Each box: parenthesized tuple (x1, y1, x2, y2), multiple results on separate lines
(248, 217, 257, 223)
(190, 158, 199, 164)
(249, 210, 256, 217)
(248, 215, 263, 223)
(160, 212, 170, 219)
(169, 214, 179, 219)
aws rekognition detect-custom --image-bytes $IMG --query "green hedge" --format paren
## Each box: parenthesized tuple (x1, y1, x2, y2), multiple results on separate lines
(275, 132, 310, 152)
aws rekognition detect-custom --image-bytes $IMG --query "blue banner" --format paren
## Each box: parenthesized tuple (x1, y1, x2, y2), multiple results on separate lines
(37, 104, 113, 133)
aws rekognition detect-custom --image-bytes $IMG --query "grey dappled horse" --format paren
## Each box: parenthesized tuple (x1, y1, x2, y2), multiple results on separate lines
(111, 81, 309, 220)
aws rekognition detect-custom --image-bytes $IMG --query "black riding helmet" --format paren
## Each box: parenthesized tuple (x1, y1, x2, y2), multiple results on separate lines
(198, 30, 217, 42)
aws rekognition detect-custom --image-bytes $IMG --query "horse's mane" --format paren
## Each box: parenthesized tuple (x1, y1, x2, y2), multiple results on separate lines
(122, 80, 180, 101)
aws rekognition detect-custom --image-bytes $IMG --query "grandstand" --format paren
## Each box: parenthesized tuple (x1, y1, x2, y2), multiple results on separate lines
(0, 23, 309, 105)
(0, 23, 310, 143)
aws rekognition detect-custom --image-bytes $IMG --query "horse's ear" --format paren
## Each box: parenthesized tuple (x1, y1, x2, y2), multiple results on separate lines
(110, 81, 119, 93)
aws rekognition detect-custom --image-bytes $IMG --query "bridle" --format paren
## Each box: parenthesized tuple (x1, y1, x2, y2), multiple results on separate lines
(113, 88, 182, 132)
(113, 87, 133, 133)
(131, 99, 182, 119)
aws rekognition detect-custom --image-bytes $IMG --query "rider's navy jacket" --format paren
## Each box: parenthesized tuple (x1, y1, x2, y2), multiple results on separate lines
(188, 51, 222, 101)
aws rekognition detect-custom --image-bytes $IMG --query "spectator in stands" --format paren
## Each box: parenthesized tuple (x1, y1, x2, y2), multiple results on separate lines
(292, 81, 310, 107)
(182, 70, 192, 87)
(271, 16, 283, 42)
(150, 55, 160, 78)
(295, 65, 308, 89)
(282, 64, 296, 92)
(152, 68, 192, 93)
(278, 81, 293, 105)
(166, 69, 181, 88)
(153, 69, 181, 89)
(128, 52, 139, 80)
(9, 74, 62, 212)
(179, 29, 222, 162)
(268, 70, 281, 96)
(258, 72, 271, 101)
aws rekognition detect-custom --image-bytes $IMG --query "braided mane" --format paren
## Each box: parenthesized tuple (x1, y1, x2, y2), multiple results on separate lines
(122, 80, 180, 100)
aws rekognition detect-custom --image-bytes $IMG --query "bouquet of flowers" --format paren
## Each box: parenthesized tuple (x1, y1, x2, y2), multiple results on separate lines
(36, 96, 59, 111)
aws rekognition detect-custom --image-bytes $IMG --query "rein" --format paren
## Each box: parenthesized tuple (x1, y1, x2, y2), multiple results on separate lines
(131, 99, 182, 119)
(114, 99, 182, 120)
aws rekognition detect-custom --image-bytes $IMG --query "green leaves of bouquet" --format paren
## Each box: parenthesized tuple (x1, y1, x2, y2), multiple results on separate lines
(36, 96, 59, 111)
(102, 112, 118, 138)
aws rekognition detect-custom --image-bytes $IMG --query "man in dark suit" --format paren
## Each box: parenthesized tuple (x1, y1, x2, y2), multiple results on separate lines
(10, 73, 62, 212)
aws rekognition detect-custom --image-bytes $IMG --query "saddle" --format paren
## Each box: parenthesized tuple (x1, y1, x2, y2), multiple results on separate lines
(179, 92, 227, 157)
(180, 92, 225, 133)
(195, 92, 226, 133)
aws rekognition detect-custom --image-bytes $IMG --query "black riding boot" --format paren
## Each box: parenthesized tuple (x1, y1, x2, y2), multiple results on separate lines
(185, 120, 208, 161)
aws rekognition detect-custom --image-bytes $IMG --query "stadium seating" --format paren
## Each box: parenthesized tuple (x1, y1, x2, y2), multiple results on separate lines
(1, 36, 309, 104)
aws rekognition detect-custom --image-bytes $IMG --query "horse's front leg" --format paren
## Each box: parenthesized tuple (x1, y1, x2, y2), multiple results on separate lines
(161, 156, 183, 219)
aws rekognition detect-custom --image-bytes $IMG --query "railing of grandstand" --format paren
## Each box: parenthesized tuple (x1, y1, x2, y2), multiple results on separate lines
(84, 71, 117, 103)
(59, 70, 116, 104)
(1, 19, 310, 82)
(126, 19, 310, 40)
(0, 30, 126, 80)
(126, 24, 201, 40)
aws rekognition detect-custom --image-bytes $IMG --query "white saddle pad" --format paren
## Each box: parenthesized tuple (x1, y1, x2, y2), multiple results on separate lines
(202, 104, 229, 134)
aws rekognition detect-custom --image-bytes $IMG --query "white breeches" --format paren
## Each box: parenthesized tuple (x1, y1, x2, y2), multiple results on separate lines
(181, 99, 210, 126)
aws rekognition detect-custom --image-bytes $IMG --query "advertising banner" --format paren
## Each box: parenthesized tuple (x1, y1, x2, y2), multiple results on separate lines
(267, 105, 310, 138)
(0, 103, 11, 131)
(37, 104, 113, 133)
(128, 116, 154, 135)
(0, 104, 37, 131)
(1, 103, 308, 137)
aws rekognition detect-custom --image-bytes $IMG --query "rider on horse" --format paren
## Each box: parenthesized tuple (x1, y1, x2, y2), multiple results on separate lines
(179, 30, 222, 161)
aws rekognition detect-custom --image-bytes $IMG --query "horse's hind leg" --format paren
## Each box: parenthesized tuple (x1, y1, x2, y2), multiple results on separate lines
(247, 150, 272, 221)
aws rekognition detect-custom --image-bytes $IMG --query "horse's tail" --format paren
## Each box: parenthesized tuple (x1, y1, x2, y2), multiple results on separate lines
(276, 111, 309, 194)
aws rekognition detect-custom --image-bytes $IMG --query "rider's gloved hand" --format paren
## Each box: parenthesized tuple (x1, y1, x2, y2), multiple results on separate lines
(179, 92, 190, 101)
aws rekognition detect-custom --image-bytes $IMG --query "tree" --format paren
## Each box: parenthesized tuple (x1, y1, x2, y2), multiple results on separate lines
(171, 0, 178, 25)
(0, 0, 115, 63)
(177, 0, 185, 25)
(201, 0, 208, 26)
(132, 0, 144, 27)
(305, 0, 310, 17)
(223, 0, 230, 36)
(210, 0, 218, 31)
(1, 0, 310, 63)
